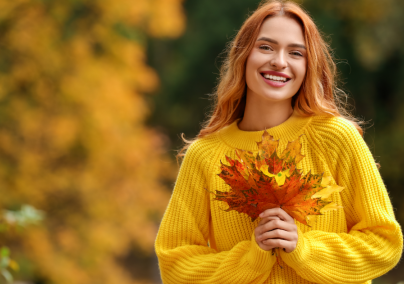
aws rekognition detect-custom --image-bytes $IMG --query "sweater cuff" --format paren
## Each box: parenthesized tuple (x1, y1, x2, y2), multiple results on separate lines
(280, 225, 311, 269)
(246, 230, 276, 273)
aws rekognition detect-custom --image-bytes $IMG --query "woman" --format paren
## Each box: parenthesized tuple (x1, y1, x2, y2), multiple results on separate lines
(155, 1, 403, 283)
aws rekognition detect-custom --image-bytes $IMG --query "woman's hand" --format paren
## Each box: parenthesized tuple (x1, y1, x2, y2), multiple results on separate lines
(254, 207, 298, 253)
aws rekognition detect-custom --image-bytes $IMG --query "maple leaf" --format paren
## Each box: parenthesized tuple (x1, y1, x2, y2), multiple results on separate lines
(211, 131, 343, 226)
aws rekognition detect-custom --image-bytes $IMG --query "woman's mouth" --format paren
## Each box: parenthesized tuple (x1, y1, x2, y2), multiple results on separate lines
(260, 73, 291, 87)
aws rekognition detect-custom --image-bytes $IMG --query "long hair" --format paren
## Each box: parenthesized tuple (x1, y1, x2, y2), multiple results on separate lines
(178, 0, 365, 162)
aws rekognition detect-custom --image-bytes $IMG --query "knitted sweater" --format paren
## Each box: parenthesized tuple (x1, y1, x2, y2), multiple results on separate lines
(155, 110, 403, 284)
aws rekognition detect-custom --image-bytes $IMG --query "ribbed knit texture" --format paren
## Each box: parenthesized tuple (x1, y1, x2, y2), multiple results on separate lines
(155, 109, 403, 284)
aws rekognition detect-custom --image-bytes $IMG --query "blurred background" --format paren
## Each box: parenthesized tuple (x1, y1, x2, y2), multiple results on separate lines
(0, 0, 402, 283)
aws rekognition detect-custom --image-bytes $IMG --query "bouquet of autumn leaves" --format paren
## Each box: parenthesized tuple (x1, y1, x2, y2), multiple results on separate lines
(211, 130, 344, 227)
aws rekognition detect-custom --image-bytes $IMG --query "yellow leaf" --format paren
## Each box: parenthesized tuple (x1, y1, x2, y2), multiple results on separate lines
(235, 149, 256, 170)
(257, 131, 279, 162)
(275, 173, 286, 186)
(311, 184, 344, 199)
(280, 135, 305, 164)
(260, 166, 291, 186)
(305, 214, 317, 226)
(320, 202, 343, 213)
(320, 176, 332, 187)
(260, 164, 271, 177)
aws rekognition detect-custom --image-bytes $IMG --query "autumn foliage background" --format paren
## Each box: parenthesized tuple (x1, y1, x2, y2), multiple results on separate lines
(0, 0, 403, 284)
(0, 0, 183, 283)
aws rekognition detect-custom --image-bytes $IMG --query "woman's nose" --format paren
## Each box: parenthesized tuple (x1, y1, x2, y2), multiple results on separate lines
(270, 51, 287, 69)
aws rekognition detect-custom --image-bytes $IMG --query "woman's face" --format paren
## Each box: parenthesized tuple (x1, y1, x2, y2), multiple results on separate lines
(245, 16, 307, 103)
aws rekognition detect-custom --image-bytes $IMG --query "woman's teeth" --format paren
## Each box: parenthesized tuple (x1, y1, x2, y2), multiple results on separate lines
(262, 74, 288, 82)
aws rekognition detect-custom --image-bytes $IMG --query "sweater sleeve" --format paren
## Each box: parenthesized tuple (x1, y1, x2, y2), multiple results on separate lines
(279, 117, 403, 284)
(155, 139, 276, 284)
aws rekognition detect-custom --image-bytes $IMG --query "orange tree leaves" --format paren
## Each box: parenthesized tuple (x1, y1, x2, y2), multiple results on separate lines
(0, 1, 185, 283)
(213, 131, 343, 226)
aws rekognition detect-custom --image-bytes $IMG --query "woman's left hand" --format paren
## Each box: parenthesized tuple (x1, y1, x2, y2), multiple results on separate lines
(256, 207, 298, 253)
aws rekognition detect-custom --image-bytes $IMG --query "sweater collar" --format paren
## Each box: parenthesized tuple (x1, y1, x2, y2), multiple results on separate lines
(218, 109, 312, 151)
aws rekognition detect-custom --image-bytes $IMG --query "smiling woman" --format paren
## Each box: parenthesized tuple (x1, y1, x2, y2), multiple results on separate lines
(155, 1, 403, 283)
(241, 16, 307, 131)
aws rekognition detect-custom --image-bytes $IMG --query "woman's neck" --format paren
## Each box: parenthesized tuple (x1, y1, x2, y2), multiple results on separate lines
(238, 94, 294, 131)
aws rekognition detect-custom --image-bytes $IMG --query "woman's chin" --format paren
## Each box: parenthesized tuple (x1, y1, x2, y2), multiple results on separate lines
(254, 91, 295, 104)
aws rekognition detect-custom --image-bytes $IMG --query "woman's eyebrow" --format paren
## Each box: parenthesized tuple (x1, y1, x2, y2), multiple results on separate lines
(256, 36, 306, 50)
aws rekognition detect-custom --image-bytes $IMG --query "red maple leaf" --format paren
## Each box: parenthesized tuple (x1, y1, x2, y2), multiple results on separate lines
(212, 131, 343, 226)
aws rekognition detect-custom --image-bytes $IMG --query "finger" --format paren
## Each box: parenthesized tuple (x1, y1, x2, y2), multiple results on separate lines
(258, 216, 280, 226)
(263, 238, 296, 253)
(256, 241, 275, 251)
(259, 207, 289, 220)
(257, 242, 278, 251)
(259, 207, 294, 222)
(258, 229, 294, 242)
(256, 219, 295, 236)
(262, 238, 290, 250)
(256, 235, 282, 251)
(263, 219, 295, 232)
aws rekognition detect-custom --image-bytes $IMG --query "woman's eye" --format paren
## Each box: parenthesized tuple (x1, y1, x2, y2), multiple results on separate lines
(259, 45, 272, 51)
(291, 51, 303, 57)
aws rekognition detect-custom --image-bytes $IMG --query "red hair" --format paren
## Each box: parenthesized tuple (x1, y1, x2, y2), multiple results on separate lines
(178, 0, 365, 161)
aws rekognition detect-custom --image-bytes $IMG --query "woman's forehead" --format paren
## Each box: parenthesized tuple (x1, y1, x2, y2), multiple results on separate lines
(257, 16, 305, 45)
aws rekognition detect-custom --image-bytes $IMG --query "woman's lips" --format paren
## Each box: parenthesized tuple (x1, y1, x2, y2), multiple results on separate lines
(261, 73, 290, 87)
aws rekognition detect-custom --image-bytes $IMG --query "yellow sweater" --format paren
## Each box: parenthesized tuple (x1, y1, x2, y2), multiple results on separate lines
(155, 110, 403, 284)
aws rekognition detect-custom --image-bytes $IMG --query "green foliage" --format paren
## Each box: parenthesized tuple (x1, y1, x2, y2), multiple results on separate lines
(2, 205, 44, 228)
(0, 246, 14, 283)
(147, 0, 261, 147)
(0, 204, 43, 283)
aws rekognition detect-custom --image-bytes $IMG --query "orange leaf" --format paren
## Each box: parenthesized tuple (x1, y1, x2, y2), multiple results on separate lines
(212, 130, 344, 225)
